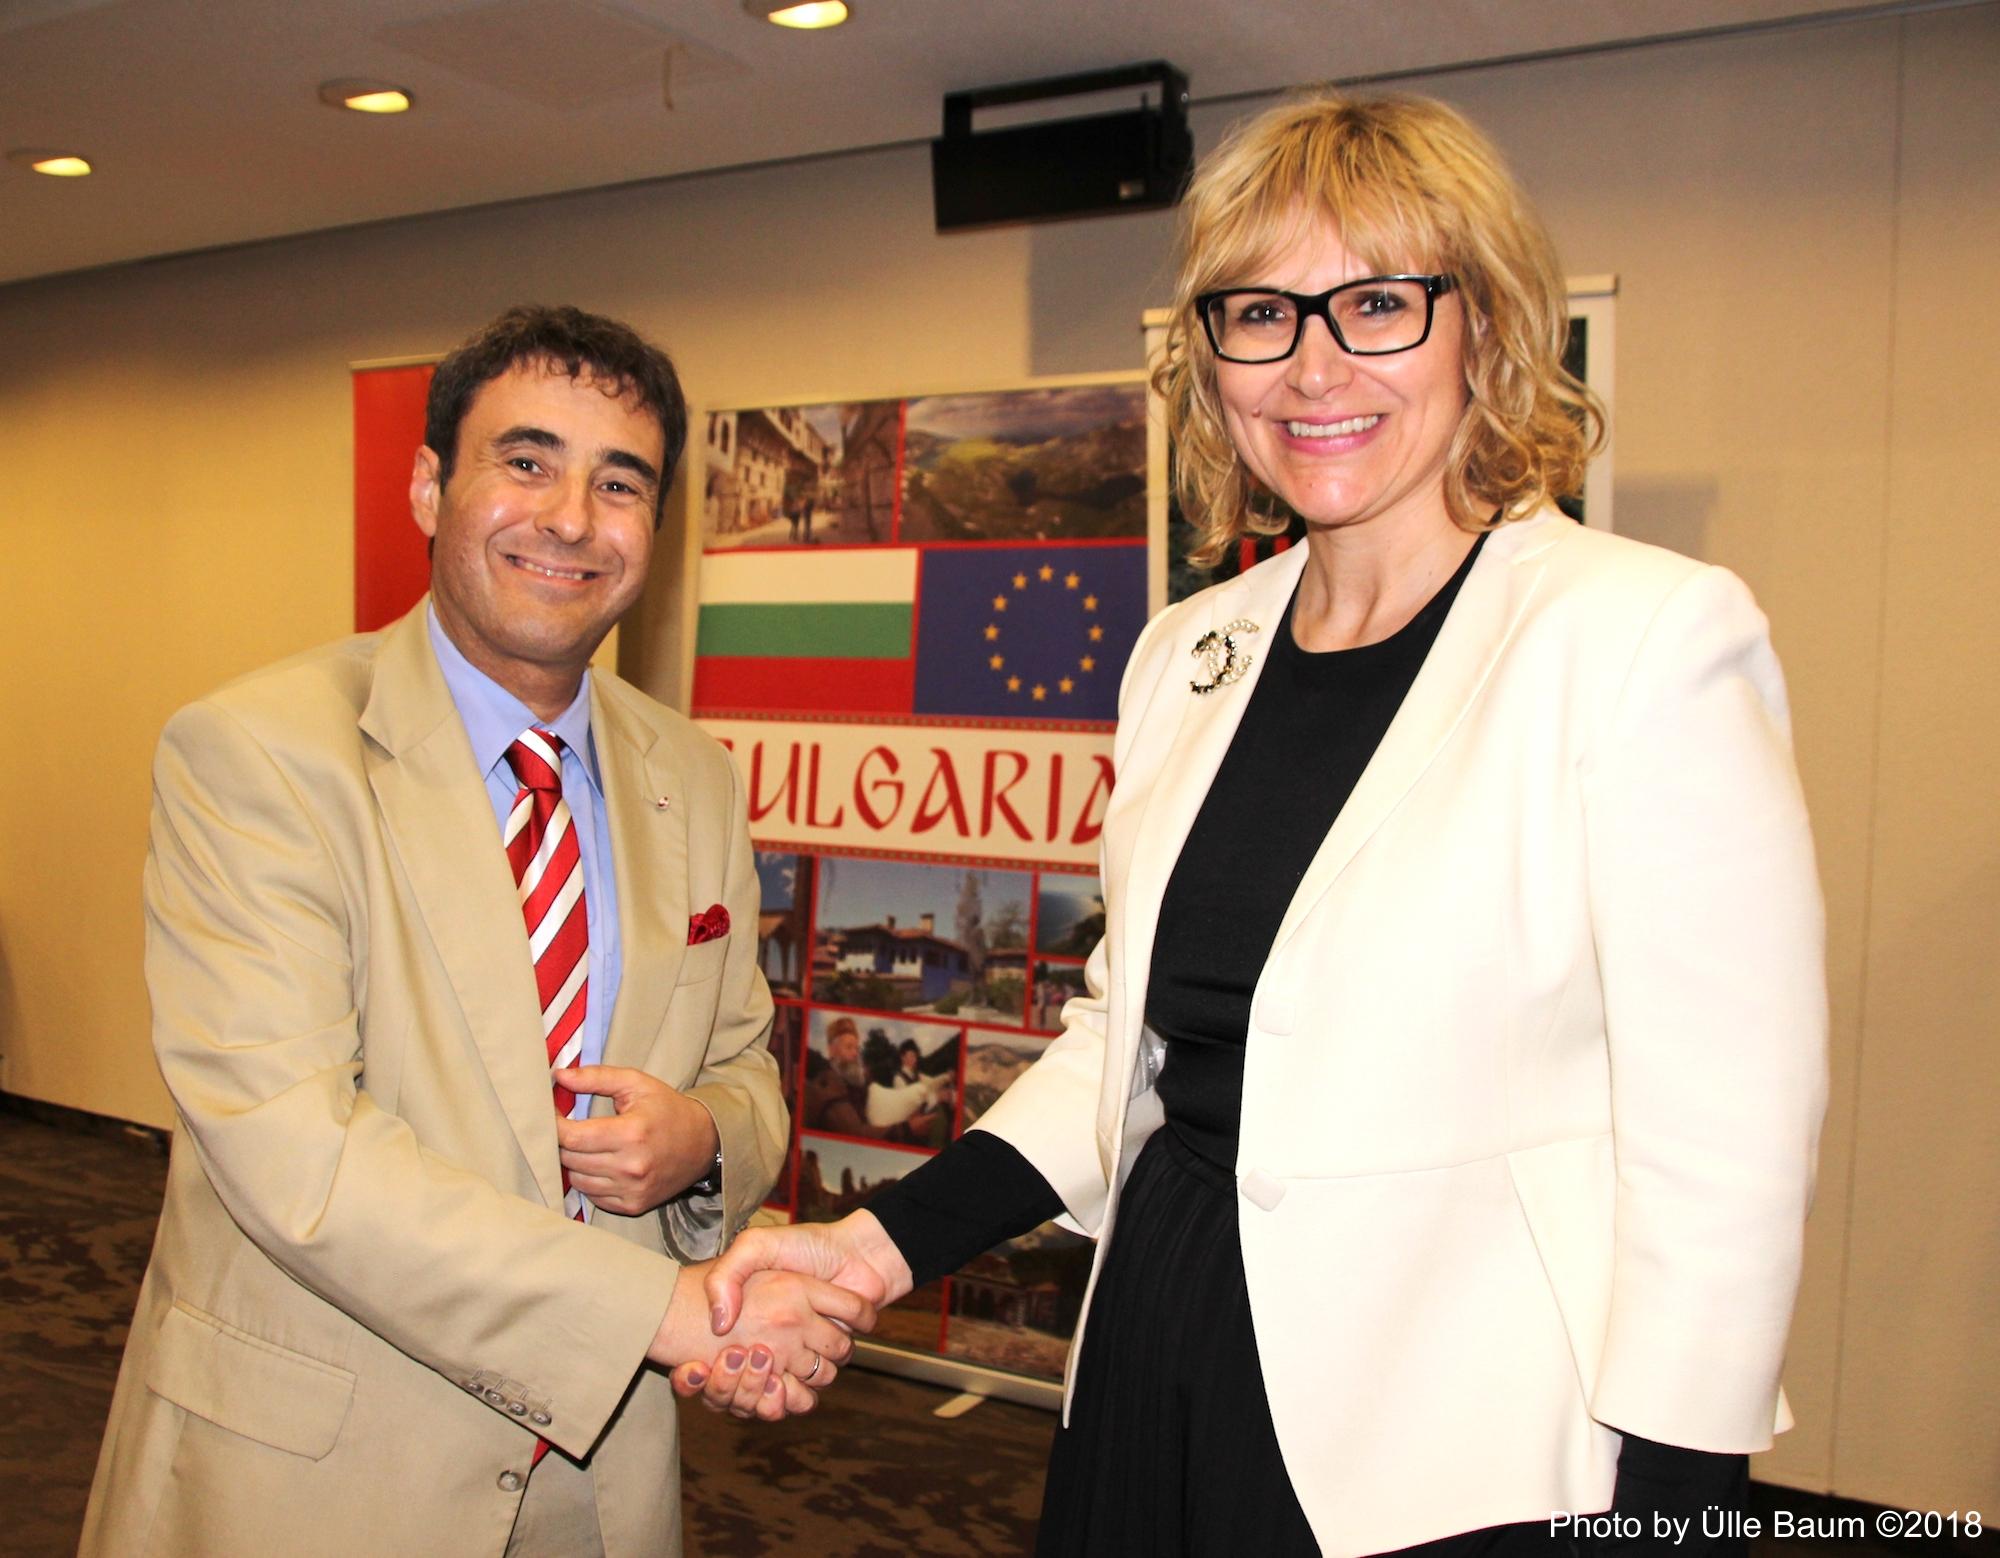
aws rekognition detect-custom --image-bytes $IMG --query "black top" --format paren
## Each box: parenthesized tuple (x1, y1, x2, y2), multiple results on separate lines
(871, 534, 1484, 1282)
(1147, 531, 1483, 1166)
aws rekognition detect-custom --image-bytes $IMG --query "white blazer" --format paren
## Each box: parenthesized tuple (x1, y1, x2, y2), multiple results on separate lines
(976, 512, 1828, 1557)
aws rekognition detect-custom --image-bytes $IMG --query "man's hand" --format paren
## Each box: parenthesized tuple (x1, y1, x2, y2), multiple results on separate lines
(648, 1260, 877, 1421)
(554, 1065, 719, 1215)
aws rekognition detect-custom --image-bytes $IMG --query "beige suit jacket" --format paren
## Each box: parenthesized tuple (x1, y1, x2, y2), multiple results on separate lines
(977, 513, 1829, 1556)
(82, 602, 787, 1557)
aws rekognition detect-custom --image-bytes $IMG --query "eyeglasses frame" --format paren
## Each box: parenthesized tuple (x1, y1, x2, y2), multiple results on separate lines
(1194, 274, 1457, 363)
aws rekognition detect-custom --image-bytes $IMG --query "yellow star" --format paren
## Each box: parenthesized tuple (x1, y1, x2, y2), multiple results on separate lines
(1007, 675, 1022, 692)
(1012, 572, 1028, 589)
(1080, 655, 1096, 671)
(1058, 677, 1074, 694)
(1089, 624, 1104, 642)
(984, 624, 1000, 640)
(1065, 572, 1080, 589)
(1038, 564, 1055, 582)
(993, 596, 1008, 611)
(989, 653, 1004, 670)
(1082, 594, 1098, 611)
(1031, 684, 1047, 701)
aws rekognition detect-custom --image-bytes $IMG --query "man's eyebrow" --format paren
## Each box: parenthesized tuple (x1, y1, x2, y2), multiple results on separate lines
(601, 448, 662, 490)
(491, 424, 564, 453)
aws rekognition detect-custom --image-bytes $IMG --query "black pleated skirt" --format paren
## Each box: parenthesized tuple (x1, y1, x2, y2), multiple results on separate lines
(1034, 1124, 1322, 1557)
(1033, 1126, 1565, 1558)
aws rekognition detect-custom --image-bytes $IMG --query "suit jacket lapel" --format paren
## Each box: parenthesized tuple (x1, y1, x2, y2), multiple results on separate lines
(1116, 545, 1312, 1012)
(359, 603, 565, 1209)
(595, 683, 691, 1071)
(1266, 514, 1566, 959)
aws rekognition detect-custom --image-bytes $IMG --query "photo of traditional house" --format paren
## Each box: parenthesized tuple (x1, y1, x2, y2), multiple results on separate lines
(943, 1221, 1093, 1379)
(754, 850, 814, 998)
(812, 855, 1029, 1021)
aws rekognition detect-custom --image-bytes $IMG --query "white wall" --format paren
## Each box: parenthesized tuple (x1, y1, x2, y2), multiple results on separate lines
(1, 4, 1992, 1513)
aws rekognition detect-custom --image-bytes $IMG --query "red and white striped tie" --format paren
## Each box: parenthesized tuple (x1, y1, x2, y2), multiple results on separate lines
(503, 728, 590, 1224)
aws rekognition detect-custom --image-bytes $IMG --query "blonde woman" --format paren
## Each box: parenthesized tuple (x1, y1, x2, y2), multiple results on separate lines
(685, 93, 1826, 1558)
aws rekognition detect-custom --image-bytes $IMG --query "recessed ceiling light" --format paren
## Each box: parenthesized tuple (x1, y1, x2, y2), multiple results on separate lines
(6, 148, 92, 176)
(318, 79, 414, 114)
(746, 0, 849, 29)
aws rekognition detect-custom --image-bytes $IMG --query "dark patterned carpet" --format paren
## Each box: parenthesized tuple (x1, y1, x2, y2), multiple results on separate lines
(0, 1104, 1050, 1558)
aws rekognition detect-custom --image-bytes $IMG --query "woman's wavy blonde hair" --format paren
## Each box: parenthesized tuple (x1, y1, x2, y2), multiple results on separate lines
(1157, 91, 1605, 565)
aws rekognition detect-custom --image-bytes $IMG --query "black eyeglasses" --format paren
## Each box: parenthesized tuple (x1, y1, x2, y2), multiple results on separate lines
(1196, 275, 1456, 363)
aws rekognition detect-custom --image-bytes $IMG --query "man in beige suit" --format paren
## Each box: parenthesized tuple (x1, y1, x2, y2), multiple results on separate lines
(82, 306, 869, 1556)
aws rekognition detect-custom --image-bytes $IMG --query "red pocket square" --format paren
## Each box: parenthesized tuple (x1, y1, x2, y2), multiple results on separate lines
(688, 904, 730, 945)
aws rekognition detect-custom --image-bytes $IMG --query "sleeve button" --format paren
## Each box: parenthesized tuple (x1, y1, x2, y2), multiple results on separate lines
(530, 1411, 552, 1426)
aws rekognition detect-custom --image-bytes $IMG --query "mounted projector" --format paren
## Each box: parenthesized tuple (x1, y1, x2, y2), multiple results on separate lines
(931, 61, 1192, 232)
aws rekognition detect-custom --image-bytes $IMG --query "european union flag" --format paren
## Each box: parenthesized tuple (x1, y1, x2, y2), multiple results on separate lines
(913, 544, 1147, 722)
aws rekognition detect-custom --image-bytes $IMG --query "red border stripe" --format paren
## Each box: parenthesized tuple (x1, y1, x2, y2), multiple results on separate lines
(692, 655, 915, 716)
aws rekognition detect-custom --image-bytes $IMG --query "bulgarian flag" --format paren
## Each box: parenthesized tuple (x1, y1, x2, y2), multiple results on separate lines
(691, 547, 918, 716)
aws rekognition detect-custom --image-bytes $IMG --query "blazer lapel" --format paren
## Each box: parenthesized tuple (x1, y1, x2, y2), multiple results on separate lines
(359, 604, 564, 1210)
(594, 684, 692, 1071)
(1266, 513, 1567, 959)
(1116, 545, 1312, 1013)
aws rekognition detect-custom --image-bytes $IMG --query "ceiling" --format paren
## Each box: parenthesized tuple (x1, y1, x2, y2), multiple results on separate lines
(0, 0, 1932, 286)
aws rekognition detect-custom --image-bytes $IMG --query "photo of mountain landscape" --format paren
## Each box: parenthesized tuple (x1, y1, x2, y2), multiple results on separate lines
(961, 1032, 1053, 1128)
(793, 1134, 947, 1351)
(899, 385, 1147, 543)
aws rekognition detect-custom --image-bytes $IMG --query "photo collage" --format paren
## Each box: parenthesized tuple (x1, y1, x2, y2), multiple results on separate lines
(695, 380, 1145, 1381)
(691, 383, 1149, 728)
(755, 848, 1104, 1379)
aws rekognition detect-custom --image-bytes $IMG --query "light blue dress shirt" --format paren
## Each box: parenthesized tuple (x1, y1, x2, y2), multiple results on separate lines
(427, 607, 622, 1121)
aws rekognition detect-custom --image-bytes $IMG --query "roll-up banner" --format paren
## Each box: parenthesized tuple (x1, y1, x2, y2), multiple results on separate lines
(688, 376, 1160, 1403)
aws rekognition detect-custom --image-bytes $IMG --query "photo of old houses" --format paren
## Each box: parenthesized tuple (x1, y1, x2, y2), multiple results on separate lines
(754, 850, 813, 998)
(943, 1221, 1094, 1380)
(812, 855, 1031, 1022)
(700, 399, 903, 549)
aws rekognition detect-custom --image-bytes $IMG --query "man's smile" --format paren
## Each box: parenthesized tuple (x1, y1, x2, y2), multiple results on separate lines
(505, 553, 601, 582)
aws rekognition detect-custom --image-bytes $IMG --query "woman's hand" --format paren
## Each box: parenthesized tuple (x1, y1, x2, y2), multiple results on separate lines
(649, 1258, 877, 1421)
(669, 1213, 913, 1419)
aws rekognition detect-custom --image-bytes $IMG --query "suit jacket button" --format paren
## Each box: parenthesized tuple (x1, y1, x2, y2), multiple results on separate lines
(497, 1471, 523, 1493)
(1240, 1168, 1286, 1211)
(531, 1411, 553, 1426)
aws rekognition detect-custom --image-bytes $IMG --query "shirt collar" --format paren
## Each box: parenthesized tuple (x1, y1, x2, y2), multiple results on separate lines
(426, 604, 603, 795)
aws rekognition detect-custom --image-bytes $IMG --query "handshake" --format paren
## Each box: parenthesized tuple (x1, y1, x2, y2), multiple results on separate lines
(648, 1211, 915, 1421)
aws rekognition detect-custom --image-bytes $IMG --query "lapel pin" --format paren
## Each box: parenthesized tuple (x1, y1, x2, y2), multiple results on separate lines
(1190, 619, 1260, 694)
